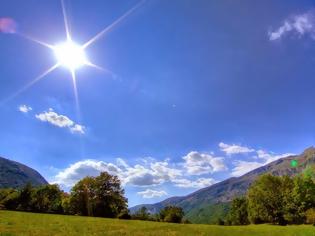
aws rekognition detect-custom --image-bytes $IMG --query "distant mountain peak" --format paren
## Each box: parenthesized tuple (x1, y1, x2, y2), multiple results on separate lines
(0, 156, 48, 188)
(130, 146, 315, 224)
(302, 146, 315, 156)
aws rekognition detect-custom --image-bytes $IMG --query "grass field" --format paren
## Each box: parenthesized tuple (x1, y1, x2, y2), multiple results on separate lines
(0, 211, 315, 236)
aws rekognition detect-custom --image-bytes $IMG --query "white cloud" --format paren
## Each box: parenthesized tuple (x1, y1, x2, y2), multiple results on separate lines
(256, 150, 294, 164)
(35, 108, 85, 134)
(219, 142, 254, 155)
(173, 177, 216, 188)
(124, 161, 182, 187)
(18, 105, 32, 113)
(231, 150, 295, 177)
(54, 159, 182, 187)
(70, 124, 85, 134)
(231, 160, 263, 177)
(269, 11, 315, 41)
(137, 189, 167, 199)
(54, 160, 122, 187)
(183, 151, 226, 175)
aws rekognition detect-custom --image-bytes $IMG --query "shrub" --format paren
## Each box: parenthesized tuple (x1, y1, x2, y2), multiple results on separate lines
(306, 208, 315, 225)
(159, 206, 184, 223)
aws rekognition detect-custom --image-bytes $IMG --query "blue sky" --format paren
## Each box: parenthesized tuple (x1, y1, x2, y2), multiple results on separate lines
(1, 0, 315, 206)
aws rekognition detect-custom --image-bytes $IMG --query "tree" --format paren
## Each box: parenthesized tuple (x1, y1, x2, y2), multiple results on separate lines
(0, 189, 20, 210)
(288, 174, 315, 223)
(226, 197, 249, 225)
(70, 176, 97, 216)
(17, 183, 34, 211)
(69, 172, 127, 218)
(159, 206, 184, 223)
(93, 172, 127, 218)
(32, 184, 63, 213)
(61, 193, 71, 214)
(247, 174, 289, 225)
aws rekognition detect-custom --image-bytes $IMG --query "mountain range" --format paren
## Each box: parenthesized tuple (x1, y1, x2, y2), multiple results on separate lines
(1, 147, 315, 224)
(0, 156, 48, 188)
(130, 147, 315, 223)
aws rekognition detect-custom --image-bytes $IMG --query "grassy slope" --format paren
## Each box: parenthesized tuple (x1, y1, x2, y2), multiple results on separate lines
(0, 211, 315, 236)
(185, 202, 231, 224)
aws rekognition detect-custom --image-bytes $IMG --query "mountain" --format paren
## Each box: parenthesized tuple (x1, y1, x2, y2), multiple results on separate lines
(130, 147, 315, 223)
(0, 156, 48, 188)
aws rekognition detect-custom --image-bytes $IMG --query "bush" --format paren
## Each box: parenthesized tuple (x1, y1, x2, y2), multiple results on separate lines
(159, 206, 184, 223)
(226, 197, 249, 225)
(216, 218, 225, 225)
(306, 208, 315, 225)
(131, 207, 151, 220)
(118, 210, 131, 219)
(182, 219, 191, 224)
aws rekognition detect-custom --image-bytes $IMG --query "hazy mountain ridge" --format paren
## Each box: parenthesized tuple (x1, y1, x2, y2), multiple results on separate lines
(0, 156, 48, 188)
(130, 147, 315, 223)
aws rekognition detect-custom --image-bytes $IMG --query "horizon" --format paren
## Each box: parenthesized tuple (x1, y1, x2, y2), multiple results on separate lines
(1, 0, 315, 207)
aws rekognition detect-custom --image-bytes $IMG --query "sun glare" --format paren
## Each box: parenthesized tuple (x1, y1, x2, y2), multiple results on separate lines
(53, 41, 88, 70)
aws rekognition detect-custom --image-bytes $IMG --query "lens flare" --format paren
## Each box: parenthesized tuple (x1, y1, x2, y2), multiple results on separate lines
(53, 41, 88, 70)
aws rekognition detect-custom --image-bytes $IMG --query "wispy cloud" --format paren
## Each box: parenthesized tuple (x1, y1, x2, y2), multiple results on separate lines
(137, 189, 167, 199)
(231, 160, 263, 177)
(230, 149, 295, 177)
(173, 177, 216, 188)
(18, 105, 32, 113)
(269, 10, 315, 41)
(256, 150, 294, 164)
(35, 108, 85, 134)
(219, 142, 255, 155)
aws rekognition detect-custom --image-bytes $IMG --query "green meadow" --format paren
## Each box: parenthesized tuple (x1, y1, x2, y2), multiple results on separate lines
(0, 211, 314, 236)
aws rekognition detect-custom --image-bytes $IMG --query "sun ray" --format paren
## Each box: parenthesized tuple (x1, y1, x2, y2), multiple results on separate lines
(70, 69, 81, 122)
(86, 62, 118, 79)
(82, 0, 145, 49)
(61, 0, 71, 41)
(17, 32, 54, 49)
(0, 63, 60, 106)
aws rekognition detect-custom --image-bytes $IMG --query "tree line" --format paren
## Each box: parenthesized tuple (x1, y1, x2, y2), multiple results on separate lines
(0, 171, 185, 223)
(223, 167, 315, 226)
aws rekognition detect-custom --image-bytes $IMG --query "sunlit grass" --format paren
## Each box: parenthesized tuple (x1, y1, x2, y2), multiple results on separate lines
(0, 210, 314, 236)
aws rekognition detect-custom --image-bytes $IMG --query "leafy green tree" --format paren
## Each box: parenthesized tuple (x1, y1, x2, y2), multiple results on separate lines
(93, 172, 127, 218)
(247, 174, 288, 225)
(69, 172, 127, 218)
(227, 197, 249, 225)
(32, 184, 63, 213)
(17, 183, 34, 211)
(61, 193, 71, 214)
(289, 175, 315, 223)
(159, 206, 184, 223)
(70, 176, 96, 216)
(0, 189, 20, 210)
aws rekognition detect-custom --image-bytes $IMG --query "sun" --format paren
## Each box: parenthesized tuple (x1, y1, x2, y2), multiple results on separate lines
(1, 0, 145, 106)
(53, 40, 88, 70)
